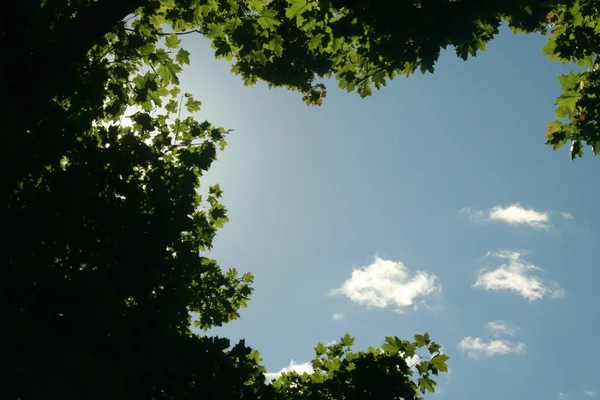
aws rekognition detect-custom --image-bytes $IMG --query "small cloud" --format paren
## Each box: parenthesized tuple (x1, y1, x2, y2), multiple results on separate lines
(265, 360, 314, 383)
(489, 203, 550, 229)
(558, 212, 574, 220)
(331, 257, 441, 312)
(459, 206, 485, 221)
(585, 391, 597, 398)
(460, 321, 527, 359)
(332, 312, 344, 321)
(486, 320, 517, 337)
(458, 337, 527, 360)
(473, 251, 564, 301)
(461, 203, 555, 229)
(558, 393, 567, 400)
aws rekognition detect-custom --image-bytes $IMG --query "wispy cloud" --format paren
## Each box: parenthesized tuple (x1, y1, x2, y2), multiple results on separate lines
(460, 203, 573, 229)
(331, 257, 441, 312)
(557, 393, 567, 400)
(459, 337, 527, 360)
(585, 391, 598, 398)
(459, 206, 486, 221)
(332, 312, 344, 321)
(486, 320, 518, 337)
(460, 321, 526, 359)
(559, 212, 574, 220)
(473, 251, 564, 301)
(265, 360, 313, 383)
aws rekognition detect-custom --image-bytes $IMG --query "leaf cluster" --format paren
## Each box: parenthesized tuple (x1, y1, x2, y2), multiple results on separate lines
(269, 333, 448, 400)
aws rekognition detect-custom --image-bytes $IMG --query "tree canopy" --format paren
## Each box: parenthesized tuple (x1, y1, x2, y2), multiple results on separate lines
(2, 0, 598, 398)
(2, 0, 451, 399)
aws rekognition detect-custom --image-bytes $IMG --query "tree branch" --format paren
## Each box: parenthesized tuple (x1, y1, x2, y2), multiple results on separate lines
(124, 27, 206, 36)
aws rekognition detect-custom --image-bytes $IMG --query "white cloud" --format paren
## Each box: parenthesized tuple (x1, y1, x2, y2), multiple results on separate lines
(486, 320, 517, 337)
(458, 337, 527, 359)
(489, 203, 550, 229)
(585, 391, 597, 398)
(332, 312, 344, 321)
(461, 203, 560, 229)
(265, 360, 314, 383)
(460, 321, 527, 360)
(331, 257, 441, 312)
(557, 393, 567, 400)
(473, 251, 564, 301)
(559, 212, 574, 220)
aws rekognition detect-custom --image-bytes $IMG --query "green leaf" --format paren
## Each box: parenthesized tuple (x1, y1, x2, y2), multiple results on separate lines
(209, 184, 224, 197)
(213, 38, 233, 61)
(165, 33, 182, 49)
(308, 33, 325, 51)
(176, 48, 191, 65)
(371, 70, 387, 89)
(315, 343, 326, 355)
(542, 40, 559, 59)
(185, 97, 202, 112)
(414, 333, 430, 347)
(381, 336, 399, 354)
(207, 23, 225, 39)
(557, 92, 579, 112)
(285, 0, 312, 19)
(430, 354, 449, 372)
(264, 36, 284, 57)
(555, 105, 571, 119)
(418, 376, 436, 393)
(285, 0, 313, 25)
(558, 72, 582, 89)
(149, 14, 164, 28)
(148, 89, 163, 107)
(252, 50, 268, 65)
(242, 272, 253, 283)
(300, 17, 317, 32)
(569, 3, 583, 27)
(427, 342, 441, 354)
(257, 8, 280, 30)
(157, 60, 182, 85)
(340, 333, 354, 347)
(165, 99, 179, 113)
(248, 0, 266, 11)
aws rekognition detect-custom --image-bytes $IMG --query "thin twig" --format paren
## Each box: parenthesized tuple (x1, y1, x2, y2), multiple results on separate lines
(175, 95, 184, 136)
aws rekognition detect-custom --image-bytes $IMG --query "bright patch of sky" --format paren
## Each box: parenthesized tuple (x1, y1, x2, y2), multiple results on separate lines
(182, 23, 599, 400)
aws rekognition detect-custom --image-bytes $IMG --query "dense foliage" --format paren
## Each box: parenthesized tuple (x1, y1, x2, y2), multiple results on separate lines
(3, 0, 598, 398)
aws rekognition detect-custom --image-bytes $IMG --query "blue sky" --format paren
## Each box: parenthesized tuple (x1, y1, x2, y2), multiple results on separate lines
(180, 25, 599, 400)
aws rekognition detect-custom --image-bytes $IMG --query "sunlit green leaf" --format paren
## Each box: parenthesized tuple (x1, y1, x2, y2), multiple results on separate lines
(165, 33, 182, 48)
